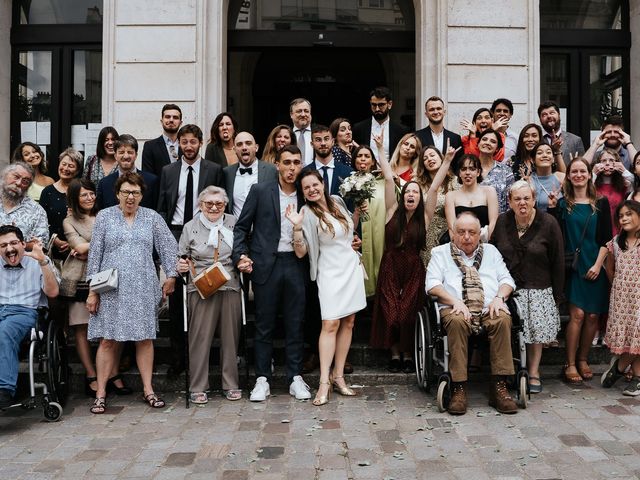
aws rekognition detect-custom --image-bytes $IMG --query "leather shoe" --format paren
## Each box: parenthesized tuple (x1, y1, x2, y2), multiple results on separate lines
(448, 383, 467, 415)
(0, 389, 14, 409)
(489, 377, 518, 414)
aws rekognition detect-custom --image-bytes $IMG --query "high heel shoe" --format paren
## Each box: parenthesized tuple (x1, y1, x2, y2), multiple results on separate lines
(107, 374, 133, 395)
(332, 376, 356, 396)
(312, 381, 331, 406)
(85, 376, 98, 397)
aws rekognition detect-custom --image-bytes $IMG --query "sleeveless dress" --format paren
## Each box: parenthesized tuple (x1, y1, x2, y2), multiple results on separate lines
(360, 178, 386, 297)
(370, 215, 425, 351)
(422, 178, 459, 266)
(531, 173, 562, 211)
(604, 238, 640, 355)
(564, 203, 609, 313)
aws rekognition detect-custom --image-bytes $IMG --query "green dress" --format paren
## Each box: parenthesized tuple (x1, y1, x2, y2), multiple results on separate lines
(565, 203, 609, 313)
(361, 178, 386, 297)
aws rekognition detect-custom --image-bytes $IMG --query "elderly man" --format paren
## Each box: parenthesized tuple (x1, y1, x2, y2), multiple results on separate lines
(0, 225, 59, 408)
(427, 211, 518, 415)
(0, 163, 49, 247)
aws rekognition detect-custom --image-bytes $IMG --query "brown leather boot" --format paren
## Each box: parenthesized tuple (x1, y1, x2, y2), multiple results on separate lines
(448, 382, 467, 415)
(489, 377, 518, 414)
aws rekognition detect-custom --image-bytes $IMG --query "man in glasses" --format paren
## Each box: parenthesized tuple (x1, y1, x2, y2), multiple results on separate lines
(0, 163, 49, 247)
(352, 86, 409, 160)
(96, 134, 158, 210)
(233, 145, 311, 402)
(223, 131, 277, 218)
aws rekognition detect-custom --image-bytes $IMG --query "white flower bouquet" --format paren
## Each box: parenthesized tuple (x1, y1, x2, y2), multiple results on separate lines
(338, 171, 377, 221)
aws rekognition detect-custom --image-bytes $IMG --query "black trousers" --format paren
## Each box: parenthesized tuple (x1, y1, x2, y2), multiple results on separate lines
(253, 253, 306, 383)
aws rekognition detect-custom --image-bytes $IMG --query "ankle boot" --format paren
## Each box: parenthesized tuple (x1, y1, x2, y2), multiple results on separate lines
(489, 376, 518, 414)
(448, 382, 467, 415)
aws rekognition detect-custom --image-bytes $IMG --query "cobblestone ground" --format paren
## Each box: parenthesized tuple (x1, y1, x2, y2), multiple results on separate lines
(1, 376, 640, 480)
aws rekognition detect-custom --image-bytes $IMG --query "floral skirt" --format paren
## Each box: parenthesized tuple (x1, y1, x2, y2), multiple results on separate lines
(513, 287, 560, 344)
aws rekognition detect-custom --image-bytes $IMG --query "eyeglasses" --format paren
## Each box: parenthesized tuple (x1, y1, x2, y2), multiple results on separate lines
(280, 159, 302, 166)
(79, 192, 96, 199)
(0, 240, 21, 249)
(10, 173, 32, 186)
(118, 190, 142, 198)
(202, 201, 225, 210)
(370, 102, 387, 109)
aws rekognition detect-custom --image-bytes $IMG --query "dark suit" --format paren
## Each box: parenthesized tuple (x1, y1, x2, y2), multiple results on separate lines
(414, 126, 464, 171)
(96, 169, 158, 210)
(156, 157, 223, 371)
(301, 160, 353, 197)
(232, 181, 306, 382)
(352, 117, 409, 157)
(141, 135, 181, 178)
(223, 160, 278, 216)
(157, 159, 224, 231)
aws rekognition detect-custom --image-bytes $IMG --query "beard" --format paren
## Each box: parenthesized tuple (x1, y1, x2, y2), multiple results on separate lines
(164, 125, 179, 135)
(315, 148, 331, 159)
(373, 111, 389, 122)
(1, 183, 24, 204)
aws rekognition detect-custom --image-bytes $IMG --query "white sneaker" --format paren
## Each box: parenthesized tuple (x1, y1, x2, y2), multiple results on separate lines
(250, 376, 270, 402)
(289, 375, 311, 400)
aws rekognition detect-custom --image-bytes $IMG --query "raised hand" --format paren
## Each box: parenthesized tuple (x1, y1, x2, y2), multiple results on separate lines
(492, 116, 507, 131)
(460, 118, 475, 135)
(444, 139, 461, 163)
(285, 203, 304, 227)
(24, 238, 46, 263)
(372, 132, 384, 150)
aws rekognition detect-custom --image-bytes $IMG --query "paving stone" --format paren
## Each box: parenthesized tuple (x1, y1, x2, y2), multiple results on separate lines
(602, 405, 632, 415)
(596, 440, 636, 456)
(558, 434, 593, 447)
(263, 422, 289, 434)
(572, 446, 610, 462)
(163, 452, 196, 467)
(238, 421, 262, 431)
(321, 420, 340, 429)
(256, 446, 284, 459)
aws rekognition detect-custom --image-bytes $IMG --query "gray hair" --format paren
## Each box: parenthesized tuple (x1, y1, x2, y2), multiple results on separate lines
(59, 147, 84, 172)
(508, 179, 536, 199)
(198, 185, 229, 204)
(453, 210, 481, 229)
(2, 161, 34, 185)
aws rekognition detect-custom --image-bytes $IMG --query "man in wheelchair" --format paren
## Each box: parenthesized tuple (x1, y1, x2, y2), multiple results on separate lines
(0, 225, 59, 409)
(426, 212, 517, 415)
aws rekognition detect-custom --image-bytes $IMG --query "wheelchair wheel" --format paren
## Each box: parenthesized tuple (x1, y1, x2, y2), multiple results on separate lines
(43, 401, 63, 422)
(414, 307, 431, 391)
(436, 376, 451, 413)
(47, 320, 69, 407)
(517, 372, 528, 409)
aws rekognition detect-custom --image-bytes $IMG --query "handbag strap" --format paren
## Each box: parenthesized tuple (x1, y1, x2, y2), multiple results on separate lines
(187, 231, 222, 277)
(575, 211, 593, 252)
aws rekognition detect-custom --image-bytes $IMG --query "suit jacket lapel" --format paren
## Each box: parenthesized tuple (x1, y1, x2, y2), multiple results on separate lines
(197, 160, 208, 193)
(270, 182, 281, 226)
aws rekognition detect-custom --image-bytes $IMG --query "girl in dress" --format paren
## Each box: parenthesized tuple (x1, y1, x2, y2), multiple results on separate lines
(287, 170, 366, 406)
(388, 133, 422, 185)
(601, 200, 640, 396)
(11, 142, 54, 202)
(529, 143, 565, 210)
(370, 135, 457, 372)
(593, 148, 632, 235)
(507, 123, 543, 181)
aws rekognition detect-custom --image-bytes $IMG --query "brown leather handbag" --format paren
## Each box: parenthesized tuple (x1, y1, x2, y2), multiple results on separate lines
(191, 240, 231, 300)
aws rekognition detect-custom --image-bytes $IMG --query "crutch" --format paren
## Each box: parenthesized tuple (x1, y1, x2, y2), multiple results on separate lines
(181, 255, 190, 409)
(239, 272, 249, 387)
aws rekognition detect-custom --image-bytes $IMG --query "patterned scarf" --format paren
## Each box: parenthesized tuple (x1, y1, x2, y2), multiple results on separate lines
(450, 242, 485, 333)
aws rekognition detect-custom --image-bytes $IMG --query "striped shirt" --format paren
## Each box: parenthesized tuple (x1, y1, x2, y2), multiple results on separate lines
(0, 256, 57, 309)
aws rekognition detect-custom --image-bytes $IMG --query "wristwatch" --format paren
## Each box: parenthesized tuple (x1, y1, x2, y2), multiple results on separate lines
(39, 257, 51, 266)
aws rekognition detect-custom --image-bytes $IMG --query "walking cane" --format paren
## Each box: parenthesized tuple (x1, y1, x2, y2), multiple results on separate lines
(181, 255, 190, 409)
(239, 272, 249, 386)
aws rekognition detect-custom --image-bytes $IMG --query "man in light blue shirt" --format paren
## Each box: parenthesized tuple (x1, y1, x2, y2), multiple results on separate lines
(0, 225, 59, 408)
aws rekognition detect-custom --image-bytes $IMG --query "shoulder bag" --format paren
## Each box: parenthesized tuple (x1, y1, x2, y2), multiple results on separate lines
(191, 237, 231, 299)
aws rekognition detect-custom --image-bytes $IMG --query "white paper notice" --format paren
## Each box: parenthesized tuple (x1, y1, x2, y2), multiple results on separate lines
(36, 121, 51, 145)
(71, 125, 87, 145)
(20, 121, 37, 143)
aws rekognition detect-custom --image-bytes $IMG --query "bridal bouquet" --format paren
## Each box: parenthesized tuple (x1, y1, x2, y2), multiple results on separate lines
(339, 171, 377, 222)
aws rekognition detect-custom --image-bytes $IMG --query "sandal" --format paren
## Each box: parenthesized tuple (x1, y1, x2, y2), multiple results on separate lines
(90, 397, 106, 414)
(576, 361, 593, 381)
(85, 376, 98, 398)
(189, 392, 208, 404)
(563, 364, 583, 385)
(528, 376, 543, 394)
(224, 389, 242, 401)
(143, 393, 166, 408)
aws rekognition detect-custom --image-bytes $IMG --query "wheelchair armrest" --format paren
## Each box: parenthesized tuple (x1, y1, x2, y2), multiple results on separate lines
(35, 307, 49, 335)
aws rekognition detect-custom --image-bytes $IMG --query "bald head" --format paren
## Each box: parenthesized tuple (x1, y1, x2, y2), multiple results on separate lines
(234, 131, 259, 166)
(452, 212, 482, 256)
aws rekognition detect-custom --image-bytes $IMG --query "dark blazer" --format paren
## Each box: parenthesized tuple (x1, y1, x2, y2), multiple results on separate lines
(204, 143, 228, 167)
(414, 126, 464, 171)
(141, 136, 182, 178)
(301, 160, 353, 197)
(232, 181, 304, 285)
(156, 159, 224, 226)
(96, 169, 159, 210)
(352, 117, 409, 157)
(223, 160, 278, 215)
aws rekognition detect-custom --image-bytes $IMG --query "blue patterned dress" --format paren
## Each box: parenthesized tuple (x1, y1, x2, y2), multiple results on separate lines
(87, 206, 178, 341)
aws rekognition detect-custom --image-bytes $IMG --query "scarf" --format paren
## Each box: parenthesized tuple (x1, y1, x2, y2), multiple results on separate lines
(450, 242, 485, 334)
(198, 213, 234, 249)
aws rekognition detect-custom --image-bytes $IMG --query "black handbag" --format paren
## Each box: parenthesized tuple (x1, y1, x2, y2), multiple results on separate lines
(565, 212, 593, 272)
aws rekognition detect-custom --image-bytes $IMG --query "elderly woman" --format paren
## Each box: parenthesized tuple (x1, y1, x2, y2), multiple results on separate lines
(86, 172, 178, 413)
(491, 180, 564, 392)
(40, 148, 83, 262)
(176, 186, 242, 403)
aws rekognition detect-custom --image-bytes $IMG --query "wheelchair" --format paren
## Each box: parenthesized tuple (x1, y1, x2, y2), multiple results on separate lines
(1, 307, 69, 421)
(414, 295, 529, 412)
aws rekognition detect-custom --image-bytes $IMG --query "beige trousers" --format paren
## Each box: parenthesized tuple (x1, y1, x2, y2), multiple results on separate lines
(441, 308, 515, 382)
(188, 289, 241, 392)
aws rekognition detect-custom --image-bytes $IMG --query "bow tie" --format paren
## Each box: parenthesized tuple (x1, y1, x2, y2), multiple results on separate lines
(3, 263, 23, 269)
(239, 167, 253, 175)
